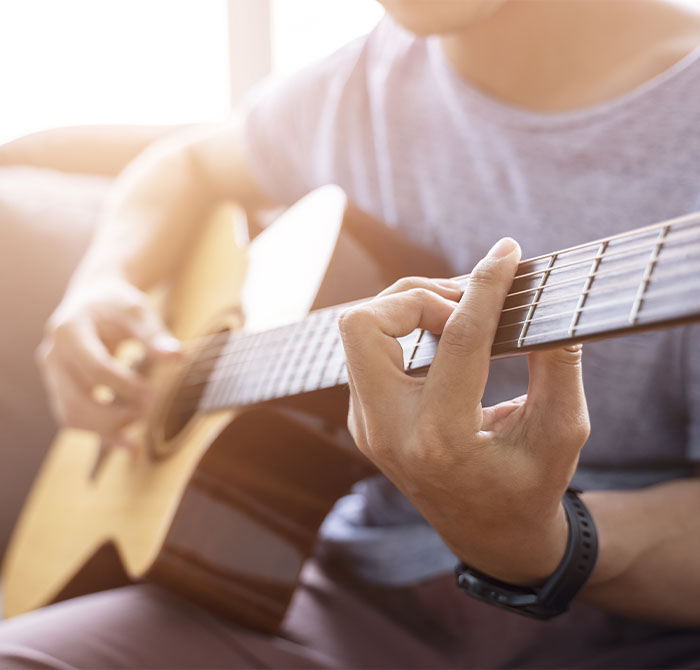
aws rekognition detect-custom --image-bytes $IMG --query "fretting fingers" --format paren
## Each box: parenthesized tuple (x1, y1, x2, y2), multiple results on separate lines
(426, 238, 521, 410)
(339, 278, 462, 432)
(378, 276, 461, 300)
(339, 285, 459, 396)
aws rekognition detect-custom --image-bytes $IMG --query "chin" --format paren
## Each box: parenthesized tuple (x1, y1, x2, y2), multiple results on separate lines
(378, 0, 507, 36)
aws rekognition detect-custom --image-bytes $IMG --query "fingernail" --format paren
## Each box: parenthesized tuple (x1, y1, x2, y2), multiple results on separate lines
(487, 237, 519, 259)
(153, 333, 180, 353)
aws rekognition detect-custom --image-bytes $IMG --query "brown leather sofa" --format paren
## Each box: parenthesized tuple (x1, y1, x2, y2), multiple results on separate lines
(0, 125, 179, 555)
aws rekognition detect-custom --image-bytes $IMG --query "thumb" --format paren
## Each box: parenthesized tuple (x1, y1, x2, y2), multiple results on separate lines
(126, 306, 181, 359)
(148, 330, 182, 358)
(525, 344, 590, 450)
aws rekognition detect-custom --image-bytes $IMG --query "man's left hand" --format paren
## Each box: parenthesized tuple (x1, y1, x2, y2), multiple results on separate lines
(338, 238, 590, 585)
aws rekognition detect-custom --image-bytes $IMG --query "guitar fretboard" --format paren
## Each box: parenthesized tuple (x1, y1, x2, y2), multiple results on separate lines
(191, 211, 700, 413)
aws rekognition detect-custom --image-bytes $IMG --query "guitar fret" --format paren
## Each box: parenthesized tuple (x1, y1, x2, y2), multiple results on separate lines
(267, 321, 311, 400)
(321, 347, 345, 388)
(628, 225, 669, 325)
(518, 254, 556, 348)
(568, 241, 608, 337)
(287, 322, 325, 396)
(195, 211, 700, 413)
(239, 336, 266, 403)
(404, 329, 425, 371)
(205, 339, 241, 406)
(306, 313, 341, 392)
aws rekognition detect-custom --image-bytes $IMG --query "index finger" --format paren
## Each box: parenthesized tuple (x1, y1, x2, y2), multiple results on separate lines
(425, 238, 521, 409)
(339, 285, 458, 402)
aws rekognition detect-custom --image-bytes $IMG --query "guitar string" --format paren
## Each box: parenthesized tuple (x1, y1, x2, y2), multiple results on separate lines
(175, 252, 700, 402)
(502, 236, 699, 303)
(499, 222, 699, 285)
(168, 261, 700, 415)
(187, 269, 700, 396)
(493, 263, 700, 333)
(411, 294, 700, 367)
(169, 224, 700, 368)
(168, 279, 700, 421)
(142, 218, 697, 363)
(158, 217, 700, 418)
(173, 243, 700, 391)
(160, 221, 700, 372)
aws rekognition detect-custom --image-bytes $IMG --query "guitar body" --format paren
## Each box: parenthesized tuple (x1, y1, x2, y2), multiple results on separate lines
(2, 186, 450, 632)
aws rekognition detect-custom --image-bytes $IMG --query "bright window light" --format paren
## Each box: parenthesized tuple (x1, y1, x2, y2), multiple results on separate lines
(271, 0, 384, 75)
(0, 0, 230, 144)
(0, 0, 382, 145)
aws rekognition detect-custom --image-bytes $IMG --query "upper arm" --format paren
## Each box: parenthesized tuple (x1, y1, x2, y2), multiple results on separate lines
(185, 116, 283, 214)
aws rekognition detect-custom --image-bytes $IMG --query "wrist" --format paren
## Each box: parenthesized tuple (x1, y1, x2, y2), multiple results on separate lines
(456, 490, 599, 619)
(452, 501, 569, 586)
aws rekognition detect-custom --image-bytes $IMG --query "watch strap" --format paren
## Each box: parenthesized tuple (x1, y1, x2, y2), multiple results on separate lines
(455, 489, 598, 619)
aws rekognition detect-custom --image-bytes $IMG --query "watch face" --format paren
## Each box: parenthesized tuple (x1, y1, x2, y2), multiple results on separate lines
(456, 569, 560, 619)
(456, 569, 538, 605)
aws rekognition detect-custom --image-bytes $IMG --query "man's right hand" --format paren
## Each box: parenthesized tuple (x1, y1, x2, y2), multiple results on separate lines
(36, 276, 181, 447)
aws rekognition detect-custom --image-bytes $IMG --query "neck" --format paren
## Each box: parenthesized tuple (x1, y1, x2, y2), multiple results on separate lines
(192, 212, 700, 415)
(440, 0, 700, 111)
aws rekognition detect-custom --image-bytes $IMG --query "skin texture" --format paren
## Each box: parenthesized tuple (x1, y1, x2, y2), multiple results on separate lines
(377, 0, 506, 36)
(35, 0, 700, 625)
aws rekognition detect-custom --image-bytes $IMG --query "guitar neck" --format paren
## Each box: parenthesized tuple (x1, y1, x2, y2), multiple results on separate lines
(199, 211, 700, 411)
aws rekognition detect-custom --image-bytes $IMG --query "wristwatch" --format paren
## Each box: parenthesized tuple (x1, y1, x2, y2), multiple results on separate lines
(455, 489, 598, 620)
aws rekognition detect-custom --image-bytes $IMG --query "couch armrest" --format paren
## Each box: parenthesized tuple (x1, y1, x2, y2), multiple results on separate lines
(0, 124, 191, 176)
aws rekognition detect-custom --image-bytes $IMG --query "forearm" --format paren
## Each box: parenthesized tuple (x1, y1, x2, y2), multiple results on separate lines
(580, 478, 700, 626)
(72, 135, 215, 290)
(0, 124, 188, 176)
(69, 119, 271, 291)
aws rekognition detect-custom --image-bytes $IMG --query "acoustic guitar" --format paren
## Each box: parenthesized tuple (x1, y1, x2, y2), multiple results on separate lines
(3, 186, 700, 634)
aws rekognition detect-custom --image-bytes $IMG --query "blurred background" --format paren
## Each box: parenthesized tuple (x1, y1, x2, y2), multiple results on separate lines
(0, 0, 384, 144)
(0, 0, 383, 555)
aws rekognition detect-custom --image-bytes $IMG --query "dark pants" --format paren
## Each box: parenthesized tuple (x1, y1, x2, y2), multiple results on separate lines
(0, 558, 699, 669)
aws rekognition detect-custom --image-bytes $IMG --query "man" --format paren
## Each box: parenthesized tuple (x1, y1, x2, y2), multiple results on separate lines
(1, 0, 700, 666)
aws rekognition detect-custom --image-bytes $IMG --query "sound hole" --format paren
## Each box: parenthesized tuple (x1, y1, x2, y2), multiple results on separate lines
(159, 330, 231, 447)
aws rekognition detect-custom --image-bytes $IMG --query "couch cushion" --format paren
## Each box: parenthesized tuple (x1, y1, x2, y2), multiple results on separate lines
(0, 166, 112, 555)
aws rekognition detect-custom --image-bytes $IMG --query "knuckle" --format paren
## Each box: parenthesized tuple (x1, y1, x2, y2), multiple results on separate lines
(440, 312, 484, 355)
(393, 276, 424, 292)
(394, 277, 416, 291)
(551, 411, 590, 446)
(123, 301, 147, 321)
(338, 306, 372, 338)
(469, 258, 502, 285)
(573, 413, 591, 443)
(406, 287, 435, 303)
(50, 320, 76, 344)
(551, 345, 584, 367)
